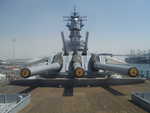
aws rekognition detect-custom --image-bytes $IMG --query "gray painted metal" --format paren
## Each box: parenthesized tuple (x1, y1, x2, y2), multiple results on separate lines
(132, 92, 150, 112)
(20, 53, 63, 77)
(69, 54, 84, 74)
(89, 54, 138, 76)
(0, 94, 30, 113)
(27, 63, 61, 75)
(73, 62, 82, 70)
(61, 32, 68, 55)
(82, 32, 89, 55)
(94, 63, 135, 75)
(63, 7, 88, 54)
(71, 55, 82, 69)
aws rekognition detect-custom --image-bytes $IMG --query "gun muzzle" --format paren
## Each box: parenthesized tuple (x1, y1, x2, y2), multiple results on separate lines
(73, 62, 85, 77)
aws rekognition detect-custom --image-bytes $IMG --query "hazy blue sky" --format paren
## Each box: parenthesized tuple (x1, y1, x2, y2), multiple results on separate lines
(0, 0, 150, 58)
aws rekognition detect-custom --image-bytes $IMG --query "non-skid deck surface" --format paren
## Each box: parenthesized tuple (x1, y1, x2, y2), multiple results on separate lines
(0, 80, 150, 113)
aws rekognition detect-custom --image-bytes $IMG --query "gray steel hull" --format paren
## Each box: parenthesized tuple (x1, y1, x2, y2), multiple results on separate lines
(132, 92, 150, 112)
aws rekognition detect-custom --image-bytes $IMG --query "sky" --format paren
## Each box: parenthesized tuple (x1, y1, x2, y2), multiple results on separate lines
(0, 0, 150, 59)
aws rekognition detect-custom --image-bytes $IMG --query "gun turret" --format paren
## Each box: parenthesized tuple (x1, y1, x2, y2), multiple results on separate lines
(89, 54, 139, 77)
(69, 54, 85, 77)
(20, 53, 63, 78)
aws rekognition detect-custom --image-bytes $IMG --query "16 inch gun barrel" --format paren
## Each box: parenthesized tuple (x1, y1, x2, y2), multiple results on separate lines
(89, 54, 139, 77)
(20, 53, 63, 78)
(69, 54, 85, 77)
(94, 63, 139, 77)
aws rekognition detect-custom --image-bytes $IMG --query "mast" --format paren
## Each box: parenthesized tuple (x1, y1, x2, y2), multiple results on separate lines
(62, 8, 88, 55)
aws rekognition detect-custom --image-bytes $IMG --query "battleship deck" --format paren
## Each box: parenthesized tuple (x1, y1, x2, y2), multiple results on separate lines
(0, 80, 150, 113)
